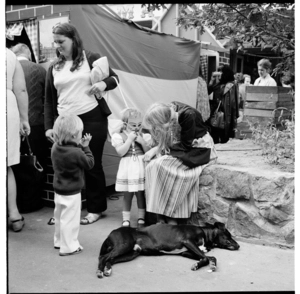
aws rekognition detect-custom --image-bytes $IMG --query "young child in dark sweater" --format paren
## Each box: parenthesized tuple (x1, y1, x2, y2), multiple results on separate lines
(51, 113, 94, 256)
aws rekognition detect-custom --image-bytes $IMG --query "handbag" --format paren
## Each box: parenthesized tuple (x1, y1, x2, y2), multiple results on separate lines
(90, 56, 112, 117)
(19, 134, 44, 172)
(12, 134, 45, 213)
(210, 100, 224, 129)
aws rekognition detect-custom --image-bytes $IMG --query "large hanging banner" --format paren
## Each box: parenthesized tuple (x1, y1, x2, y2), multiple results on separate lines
(70, 5, 200, 118)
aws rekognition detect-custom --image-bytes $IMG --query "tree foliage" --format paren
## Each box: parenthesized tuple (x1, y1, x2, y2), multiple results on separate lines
(143, 3, 294, 80)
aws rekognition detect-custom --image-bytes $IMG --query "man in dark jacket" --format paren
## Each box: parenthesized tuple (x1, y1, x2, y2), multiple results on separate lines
(12, 43, 48, 169)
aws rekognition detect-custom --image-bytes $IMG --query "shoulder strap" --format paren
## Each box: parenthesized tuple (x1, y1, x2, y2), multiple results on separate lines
(24, 134, 33, 155)
(215, 100, 222, 113)
(111, 76, 129, 108)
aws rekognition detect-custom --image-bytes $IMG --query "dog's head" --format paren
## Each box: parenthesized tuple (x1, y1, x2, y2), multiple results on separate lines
(206, 222, 240, 250)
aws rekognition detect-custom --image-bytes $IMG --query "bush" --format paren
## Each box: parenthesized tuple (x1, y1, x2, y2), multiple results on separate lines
(248, 109, 294, 172)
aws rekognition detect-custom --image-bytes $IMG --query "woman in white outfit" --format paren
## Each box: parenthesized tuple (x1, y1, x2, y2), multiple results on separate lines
(6, 48, 30, 232)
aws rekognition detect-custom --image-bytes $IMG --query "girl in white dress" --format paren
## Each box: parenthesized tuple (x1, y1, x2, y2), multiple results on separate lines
(111, 108, 151, 228)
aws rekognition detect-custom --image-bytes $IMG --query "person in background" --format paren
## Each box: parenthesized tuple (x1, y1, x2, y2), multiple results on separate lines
(11, 43, 48, 170)
(44, 23, 119, 225)
(52, 113, 94, 256)
(254, 59, 277, 86)
(238, 74, 252, 109)
(208, 65, 239, 144)
(244, 74, 252, 85)
(6, 48, 31, 232)
(196, 66, 210, 123)
(111, 108, 151, 228)
(143, 101, 216, 225)
(234, 72, 244, 85)
(281, 75, 293, 88)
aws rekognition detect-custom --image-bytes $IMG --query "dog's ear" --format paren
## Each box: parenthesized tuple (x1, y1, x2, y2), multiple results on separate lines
(213, 222, 226, 230)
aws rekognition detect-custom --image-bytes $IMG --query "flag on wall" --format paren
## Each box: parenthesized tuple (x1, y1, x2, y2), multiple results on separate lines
(70, 5, 200, 119)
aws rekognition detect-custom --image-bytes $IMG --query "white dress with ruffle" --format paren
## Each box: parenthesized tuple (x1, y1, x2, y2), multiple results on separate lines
(111, 132, 151, 192)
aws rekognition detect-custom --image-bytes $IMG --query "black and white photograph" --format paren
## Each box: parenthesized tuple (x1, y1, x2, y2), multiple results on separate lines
(4, 3, 296, 293)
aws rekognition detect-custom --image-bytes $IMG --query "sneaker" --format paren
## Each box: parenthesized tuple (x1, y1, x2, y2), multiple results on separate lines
(59, 247, 83, 256)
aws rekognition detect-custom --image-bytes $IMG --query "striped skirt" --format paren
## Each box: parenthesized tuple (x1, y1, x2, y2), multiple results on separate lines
(145, 132, 216, 218)
(145, 156, 205, 218)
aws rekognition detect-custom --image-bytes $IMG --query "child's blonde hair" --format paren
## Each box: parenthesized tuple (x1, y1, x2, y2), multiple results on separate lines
(53, 112, 83, 145)
(120, 108, 142, 133)
(143, 102, 173, 155)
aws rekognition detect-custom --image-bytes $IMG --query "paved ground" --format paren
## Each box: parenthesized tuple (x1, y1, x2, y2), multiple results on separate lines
(7, 191, 295, 293)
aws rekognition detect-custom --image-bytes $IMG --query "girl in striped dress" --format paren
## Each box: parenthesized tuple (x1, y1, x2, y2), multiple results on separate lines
(143, 101, 217, 225)
(111, 108, 151, 228)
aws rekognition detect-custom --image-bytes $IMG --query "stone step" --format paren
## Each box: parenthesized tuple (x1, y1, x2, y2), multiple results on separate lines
(189, 139, 294, 249)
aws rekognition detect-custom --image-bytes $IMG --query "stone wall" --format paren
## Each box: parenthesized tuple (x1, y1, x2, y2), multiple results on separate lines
(189, 140, 294, 249)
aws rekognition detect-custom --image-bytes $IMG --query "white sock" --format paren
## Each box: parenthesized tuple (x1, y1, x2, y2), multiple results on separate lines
(138, 209, 146, 224)
(122, 211, 130, 223)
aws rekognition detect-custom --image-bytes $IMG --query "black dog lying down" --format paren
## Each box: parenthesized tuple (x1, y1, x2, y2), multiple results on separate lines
(97, 222, 240, 278)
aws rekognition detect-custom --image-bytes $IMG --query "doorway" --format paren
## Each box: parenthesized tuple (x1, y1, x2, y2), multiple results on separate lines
(207, 56, 217, 81)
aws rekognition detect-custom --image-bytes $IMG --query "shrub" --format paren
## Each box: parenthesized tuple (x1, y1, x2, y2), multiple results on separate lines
(248, 108, 294, 172)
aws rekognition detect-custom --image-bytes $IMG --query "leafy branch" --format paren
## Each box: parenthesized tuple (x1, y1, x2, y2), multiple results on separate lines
(142, 3, 294, 79)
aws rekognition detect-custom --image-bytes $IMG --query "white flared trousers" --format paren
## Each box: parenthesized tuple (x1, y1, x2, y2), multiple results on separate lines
(54, 192, 82, 254)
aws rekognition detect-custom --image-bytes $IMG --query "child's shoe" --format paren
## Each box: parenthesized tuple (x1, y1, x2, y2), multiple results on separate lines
(137, 218, 145, 229)
(59, 247, 83, 256)
(122, 220, 130, 227)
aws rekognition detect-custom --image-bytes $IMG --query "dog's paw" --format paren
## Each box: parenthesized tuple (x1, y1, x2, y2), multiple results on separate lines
(104, 266, 112, 277)
(96, 269, 104, 278)
(191, 262, 199, 271)
(208, 257, 217, 272)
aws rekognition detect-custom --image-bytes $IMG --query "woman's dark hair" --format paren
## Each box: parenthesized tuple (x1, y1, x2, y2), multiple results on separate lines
(52, 23, 84, 72)
(219, 65, 235, 85)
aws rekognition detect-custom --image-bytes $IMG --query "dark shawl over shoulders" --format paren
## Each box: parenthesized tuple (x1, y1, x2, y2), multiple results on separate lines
(169, 101, 211, 168)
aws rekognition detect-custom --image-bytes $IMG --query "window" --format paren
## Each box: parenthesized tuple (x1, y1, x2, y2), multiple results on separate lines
(236, 56, 244, 73)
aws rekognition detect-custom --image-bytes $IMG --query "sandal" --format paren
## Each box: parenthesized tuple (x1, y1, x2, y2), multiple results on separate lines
(47, 217, 55, 225)
(11, 216, 25, 232)
(59, 247, 83, 256)
(137, 218, 145, 229)
(80, 213, 101, 225)
(122, 220, 130, 227)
